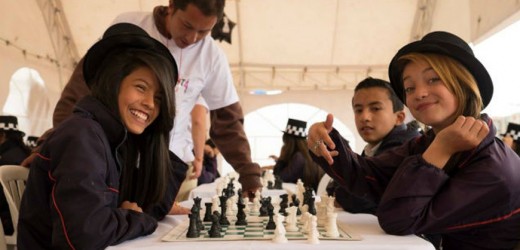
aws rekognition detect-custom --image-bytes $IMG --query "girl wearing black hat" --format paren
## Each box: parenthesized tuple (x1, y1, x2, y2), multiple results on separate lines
(269, 119, 324, 192)
(18, 23, 178, 249)
(307, 31, 520, 249)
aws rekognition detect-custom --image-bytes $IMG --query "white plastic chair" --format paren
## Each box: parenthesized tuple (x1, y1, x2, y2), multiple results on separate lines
(0, 165, 30, 247)
(0, 221, 7, 250)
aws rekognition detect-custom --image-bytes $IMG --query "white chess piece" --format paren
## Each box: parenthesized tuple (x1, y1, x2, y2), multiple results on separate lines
(307, 215, 320, 244)
(211, 195, 220, 213)
(325, 212, 340, 237)
(285, 206, 299, 232)
(272, 213, 288, 243)
(301, 212, 311, 233)
(252, 191, 262, 212)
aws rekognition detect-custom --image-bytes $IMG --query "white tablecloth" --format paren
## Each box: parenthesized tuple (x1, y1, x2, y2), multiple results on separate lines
(107, 201, 435, 250)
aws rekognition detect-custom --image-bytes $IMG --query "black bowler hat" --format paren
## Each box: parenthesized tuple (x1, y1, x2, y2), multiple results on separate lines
(0, 115, 25, 137)
(83, 22, 178, 85)
(388, 31, 493, 109)
(283, 119, 307, 138)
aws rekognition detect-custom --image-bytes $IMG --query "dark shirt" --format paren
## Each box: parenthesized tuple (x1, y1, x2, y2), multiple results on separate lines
(330, 124, 420, 214)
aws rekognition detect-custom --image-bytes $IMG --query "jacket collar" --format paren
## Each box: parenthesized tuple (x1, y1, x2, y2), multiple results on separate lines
(73, 96, 127, 150)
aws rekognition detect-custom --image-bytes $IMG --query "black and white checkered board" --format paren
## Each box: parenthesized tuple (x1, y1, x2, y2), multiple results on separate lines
(161, 215, 361, 242)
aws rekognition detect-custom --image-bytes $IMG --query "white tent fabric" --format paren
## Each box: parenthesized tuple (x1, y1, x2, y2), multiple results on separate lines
(2, 0, 520, 139)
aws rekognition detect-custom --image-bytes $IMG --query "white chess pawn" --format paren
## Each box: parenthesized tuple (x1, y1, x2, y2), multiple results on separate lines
(307, 215, 320, 244)
(325, 212, 340, 237)
(301, 212, 311, 233)
(272, 213, 288, 243)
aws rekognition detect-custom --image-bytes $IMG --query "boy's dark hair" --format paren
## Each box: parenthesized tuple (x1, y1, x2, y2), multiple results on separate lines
(171, 0, 226, 20)
(354, 77, 404, 112)
(205, 138, 216, 149)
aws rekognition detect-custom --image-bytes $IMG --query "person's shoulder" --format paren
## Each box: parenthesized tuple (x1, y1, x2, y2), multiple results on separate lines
(113, 11, 153, 27)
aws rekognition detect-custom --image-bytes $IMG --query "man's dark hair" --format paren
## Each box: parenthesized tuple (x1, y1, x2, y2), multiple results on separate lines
(171, 0, 225, 20)
(354, 77, 404, 112)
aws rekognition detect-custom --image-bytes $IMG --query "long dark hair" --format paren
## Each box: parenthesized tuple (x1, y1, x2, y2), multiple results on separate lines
(277, 133, 324, 191)
(90, 48, 176, 209)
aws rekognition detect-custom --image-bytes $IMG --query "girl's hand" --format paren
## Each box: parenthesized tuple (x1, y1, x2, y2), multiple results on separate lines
(307, 114, 338, 165)
(423, 116, 489, 168)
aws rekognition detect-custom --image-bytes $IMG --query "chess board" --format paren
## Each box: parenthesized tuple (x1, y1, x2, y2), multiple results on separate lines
(161, 215, 362, 242)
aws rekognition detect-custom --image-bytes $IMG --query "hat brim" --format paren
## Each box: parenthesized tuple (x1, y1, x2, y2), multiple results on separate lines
(389, 41, 493, 109)
(83, 27, 177, 85)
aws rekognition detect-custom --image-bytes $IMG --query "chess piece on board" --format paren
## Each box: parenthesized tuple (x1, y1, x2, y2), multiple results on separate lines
(272, 213, 288, 243)
(186, 206, 201, 238)
(204, 202, 213, 222)
(307, 215, 320, 244)
(208, 211, 222, 238)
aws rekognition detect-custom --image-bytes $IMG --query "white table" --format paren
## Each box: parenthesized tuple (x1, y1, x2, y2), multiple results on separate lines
(107, 202, 435, 250)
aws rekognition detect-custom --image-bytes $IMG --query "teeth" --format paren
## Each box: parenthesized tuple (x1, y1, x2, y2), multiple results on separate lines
(130, 109, 148, 121)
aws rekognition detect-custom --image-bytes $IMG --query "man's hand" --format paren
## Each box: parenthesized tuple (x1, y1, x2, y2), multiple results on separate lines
(188, 158, 203, 179)
(307, 114, 338, 165)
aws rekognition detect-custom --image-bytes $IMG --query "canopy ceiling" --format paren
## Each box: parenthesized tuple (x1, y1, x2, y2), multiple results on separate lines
(4, 0, 520, 92)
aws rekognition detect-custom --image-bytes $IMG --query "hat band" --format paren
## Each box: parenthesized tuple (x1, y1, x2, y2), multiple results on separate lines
(507, 129, 520, 141)
(285, 125, 306, 137)
(0, 122, 19, 131)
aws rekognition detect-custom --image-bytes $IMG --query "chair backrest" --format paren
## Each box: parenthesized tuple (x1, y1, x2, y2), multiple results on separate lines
(0, 164, 29, 245)
(0, 220, 7, 250)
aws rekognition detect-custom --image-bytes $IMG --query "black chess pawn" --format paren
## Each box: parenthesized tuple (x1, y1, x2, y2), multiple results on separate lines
(265, 205, 276, 230)
(267, 180, 274, 190)
(208, 211, 222, 238)
(274, 175, 283, 189)
(203, 202, 213, 222)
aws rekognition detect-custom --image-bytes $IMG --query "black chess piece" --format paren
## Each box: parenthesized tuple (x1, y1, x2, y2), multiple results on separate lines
(267, 180, 274, 190)
(186, 208, 200, 238)
(208, 211, 222, 238)
(259, 197, 270, 217)
(307, 196, 317, 215)
(235, 201, 247, 226)
(203, 202, 213, 222)
(265, 205, 276, 230)
(291, 196, 301, 216)
(219, 195, 230, 225)
(279, 194, 289, 215)
(273, 175, 283, 189)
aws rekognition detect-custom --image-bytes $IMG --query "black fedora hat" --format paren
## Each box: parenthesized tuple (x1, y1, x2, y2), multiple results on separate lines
(283, 118, 307, 138)
(83, 23, 178, 85)
(388, 31, 493, 109)
(0, 115, 25, 137)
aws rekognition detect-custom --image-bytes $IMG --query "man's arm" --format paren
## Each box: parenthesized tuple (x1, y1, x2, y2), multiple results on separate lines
(189, 103, 207, 179)
(53, 57, 90, 127)
(209, 102, 262, 196)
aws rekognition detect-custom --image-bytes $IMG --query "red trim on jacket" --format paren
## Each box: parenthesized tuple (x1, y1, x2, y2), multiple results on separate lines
(446, 207, 520, 230)
(37, 153, 51, 161)
(108, 187, 119, 193)
(48, 170, 77, 250)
